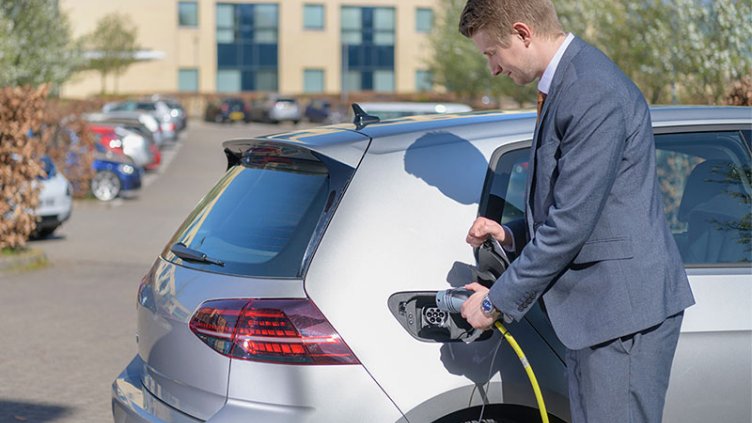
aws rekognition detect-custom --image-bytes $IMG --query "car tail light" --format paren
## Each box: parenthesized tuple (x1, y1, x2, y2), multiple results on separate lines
(190, 299, 360, 365)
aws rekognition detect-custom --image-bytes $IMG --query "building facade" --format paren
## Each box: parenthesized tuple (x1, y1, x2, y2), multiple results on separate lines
(60, 0, 437, 98)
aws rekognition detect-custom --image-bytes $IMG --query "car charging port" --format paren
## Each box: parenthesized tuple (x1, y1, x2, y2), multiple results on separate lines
(422, 307, 448, 327)
(388, 291, 492, 343)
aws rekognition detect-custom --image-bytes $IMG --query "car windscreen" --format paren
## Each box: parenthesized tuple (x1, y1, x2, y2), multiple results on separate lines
(163, 154, 331, 277)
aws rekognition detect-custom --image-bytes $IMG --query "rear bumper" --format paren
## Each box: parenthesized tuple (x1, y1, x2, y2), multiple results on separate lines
(113, 354, 404, 423)
(112, 356, 201, 423)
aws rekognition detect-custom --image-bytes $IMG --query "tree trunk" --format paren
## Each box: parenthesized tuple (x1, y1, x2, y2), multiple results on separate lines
(100, 71, 107, 95)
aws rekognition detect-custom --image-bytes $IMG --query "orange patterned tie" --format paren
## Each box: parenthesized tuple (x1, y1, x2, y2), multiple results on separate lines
(536, 90, 547, 123)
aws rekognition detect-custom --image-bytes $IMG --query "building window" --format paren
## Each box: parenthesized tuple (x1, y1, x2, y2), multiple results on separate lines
(304, 69, 325, 93)
(178, 1, 198, 27)
(254, 4, 279, 43)
(216, 4, 234, 42)
(341, 6, 395, 92)
(178, 68, 199, 92)
(341, 7, 362, 44)
(303, 4, 324, 30)
(416, 8, 433, 33)
(374, 70, 394, 92)
(217, 69, 241, 93)
(416, 70, 433, 91)
(373, 8, 395, 45)
(216, 3, 279, 92)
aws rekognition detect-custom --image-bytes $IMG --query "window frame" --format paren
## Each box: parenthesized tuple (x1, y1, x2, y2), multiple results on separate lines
(178, 68, 199, 92)
(303, 68, 325, 93)
(303, 3, 325, 30)
(415, 7, 433, 33)
(178, 1, 199, 28)
(480, 124, 751, 271)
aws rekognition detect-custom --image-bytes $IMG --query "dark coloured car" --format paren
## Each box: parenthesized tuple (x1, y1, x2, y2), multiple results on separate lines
(91, 143, 142, 201)
(204, 98, 250, 123)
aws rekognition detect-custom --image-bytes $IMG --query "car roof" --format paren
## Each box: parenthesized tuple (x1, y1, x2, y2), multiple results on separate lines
(358, 102, 473, 114)
(236, 106, 750, 165)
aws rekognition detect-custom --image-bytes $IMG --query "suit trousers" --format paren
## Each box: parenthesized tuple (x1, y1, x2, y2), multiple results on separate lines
(565, 312, 684, 423)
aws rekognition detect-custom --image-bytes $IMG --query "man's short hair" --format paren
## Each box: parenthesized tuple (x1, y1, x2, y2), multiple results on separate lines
(459, 0, 563, 44)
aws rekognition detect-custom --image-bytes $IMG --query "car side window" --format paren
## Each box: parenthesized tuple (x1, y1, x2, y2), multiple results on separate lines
(479, 147, 529, 226)
(482, 130, 751, 267)
(655, 130, 751, 266)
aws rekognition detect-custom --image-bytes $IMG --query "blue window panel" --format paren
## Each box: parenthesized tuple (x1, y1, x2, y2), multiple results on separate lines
(238, 4, 254, 41)
(241, 44, 255, 66)
(362, 45, 374, 67)
(361, 71, 373, 90)
(218, 44, 240, 67)
(258, 45, 278, 66)
(362, 7, 373, 27)
(376, 46, 394, 67)
(347, 45, 361, 67)
(241, 70, 255, 91)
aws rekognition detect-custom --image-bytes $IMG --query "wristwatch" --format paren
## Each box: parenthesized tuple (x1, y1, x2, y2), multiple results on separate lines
(481, 294, 499, 318)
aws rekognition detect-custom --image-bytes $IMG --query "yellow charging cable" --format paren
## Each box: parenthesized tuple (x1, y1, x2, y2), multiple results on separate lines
(494, 321, 550, 423)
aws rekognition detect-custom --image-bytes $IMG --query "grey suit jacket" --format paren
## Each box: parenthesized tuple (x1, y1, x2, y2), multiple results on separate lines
(489, 36, 695, 350)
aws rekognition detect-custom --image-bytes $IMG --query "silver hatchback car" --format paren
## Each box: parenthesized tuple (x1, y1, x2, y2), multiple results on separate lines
(113, 106, 751, 423)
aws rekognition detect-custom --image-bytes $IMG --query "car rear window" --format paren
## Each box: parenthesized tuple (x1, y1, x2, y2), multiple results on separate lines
(164, 149, 335, 277)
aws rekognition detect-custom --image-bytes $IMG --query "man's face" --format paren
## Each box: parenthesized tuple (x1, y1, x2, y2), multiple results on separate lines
(471, 28, 536, 86)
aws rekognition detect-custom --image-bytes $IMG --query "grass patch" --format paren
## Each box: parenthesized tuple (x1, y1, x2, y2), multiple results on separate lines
(1, 247, 28, 256)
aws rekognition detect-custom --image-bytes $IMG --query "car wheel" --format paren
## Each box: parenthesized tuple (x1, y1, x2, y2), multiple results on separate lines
(293, 120, 300, 125)
(91, 170, 121, 201)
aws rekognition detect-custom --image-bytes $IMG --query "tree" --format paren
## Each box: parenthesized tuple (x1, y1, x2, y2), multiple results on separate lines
(426, 0, 535, 108)
(0, 0, 82, 88)
(84, 13, 139, 94)
(428, 0, 751, 105)
(557, 0, 752, 104)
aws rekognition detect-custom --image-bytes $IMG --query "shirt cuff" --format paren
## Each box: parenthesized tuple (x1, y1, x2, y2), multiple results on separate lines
(502, 225, 515, 253)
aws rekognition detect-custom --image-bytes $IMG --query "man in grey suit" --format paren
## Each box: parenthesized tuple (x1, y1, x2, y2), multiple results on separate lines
(456, 0, 695, 421)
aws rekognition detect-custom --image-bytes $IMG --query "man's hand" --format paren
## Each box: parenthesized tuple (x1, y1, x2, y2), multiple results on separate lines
(466, 217, 509, 248)
(460, 282, 499, 330)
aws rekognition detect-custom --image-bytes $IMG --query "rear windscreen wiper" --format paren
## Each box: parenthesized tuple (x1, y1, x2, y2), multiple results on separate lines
(170, 242, 224, 266)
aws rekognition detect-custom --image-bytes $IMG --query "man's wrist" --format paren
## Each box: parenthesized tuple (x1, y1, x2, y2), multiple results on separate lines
(481, 294, 500, 319)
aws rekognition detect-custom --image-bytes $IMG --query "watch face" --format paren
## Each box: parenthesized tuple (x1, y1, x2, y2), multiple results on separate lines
(482, 296, 494, 313)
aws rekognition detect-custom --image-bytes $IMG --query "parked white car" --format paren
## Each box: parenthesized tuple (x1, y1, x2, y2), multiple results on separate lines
(34, 156, 72, 237)
(113, 106, 751, 423)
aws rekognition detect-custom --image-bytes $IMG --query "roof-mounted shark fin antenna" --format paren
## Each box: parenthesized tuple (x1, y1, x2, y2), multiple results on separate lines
(352, 103, 380, 130)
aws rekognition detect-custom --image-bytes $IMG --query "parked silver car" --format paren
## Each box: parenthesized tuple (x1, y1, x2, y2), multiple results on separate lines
(249, 96, 302, 124)
(113, 106, 751, 423)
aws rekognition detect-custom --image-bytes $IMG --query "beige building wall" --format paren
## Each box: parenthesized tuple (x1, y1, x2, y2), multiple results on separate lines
(60, 0, 437, 98)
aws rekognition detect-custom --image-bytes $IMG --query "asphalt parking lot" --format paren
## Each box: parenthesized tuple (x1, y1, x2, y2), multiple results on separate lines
(0, 120, 313, 423)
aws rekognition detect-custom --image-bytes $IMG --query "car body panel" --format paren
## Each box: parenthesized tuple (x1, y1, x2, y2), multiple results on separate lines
(225, 361, 403, 422)
(136, 258, 308, 420)
(303, 124, 570, 421)
(114, 106, 751, 423)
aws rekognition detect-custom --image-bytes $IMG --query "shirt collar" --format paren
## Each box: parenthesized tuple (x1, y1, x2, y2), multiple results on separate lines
(537, 33, 574, 95)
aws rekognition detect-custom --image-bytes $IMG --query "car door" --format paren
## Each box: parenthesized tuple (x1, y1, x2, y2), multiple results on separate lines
(653, 126, 751, 423)
(480, 126, 752, 423)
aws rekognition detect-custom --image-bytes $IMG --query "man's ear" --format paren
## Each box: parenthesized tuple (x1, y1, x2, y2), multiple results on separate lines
(511, 22, 533, 46)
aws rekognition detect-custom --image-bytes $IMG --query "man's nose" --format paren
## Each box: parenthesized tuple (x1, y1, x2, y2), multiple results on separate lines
(488, 61, 501, 76)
